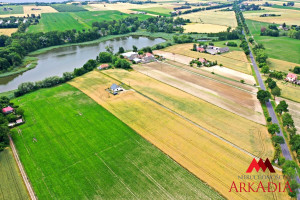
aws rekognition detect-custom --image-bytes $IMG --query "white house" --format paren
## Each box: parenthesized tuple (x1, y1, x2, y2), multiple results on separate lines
(286, 73, 297, 82)
(133, 58, 142, 63)
(122, 52, 138, 61)
(110, 84, 123, 94)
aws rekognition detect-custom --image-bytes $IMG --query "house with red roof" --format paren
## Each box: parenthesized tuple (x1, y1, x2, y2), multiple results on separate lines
(98, 64, 110, 70)
(286, 73, 297, 82)
(197, 47, 205, 53)
(198, 58, 207, 64)
(143, 53, 155, 63)
(2, 106, 14, 114)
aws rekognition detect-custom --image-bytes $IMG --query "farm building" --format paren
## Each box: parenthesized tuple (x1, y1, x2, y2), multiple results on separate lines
(122, 52, 138, 61)
(286, 73, 297, 82)
(7, 118, 24, 128)
(219, 47, 229, 53)
(197, 47, 205, 52)
(16, 118, 24, 125)
(98, 64, 110, 70)
(110, 84, 123, 94)
(143, 53, 155, 63)
(133, 58, 142, 63)
(206, 46, 229, 55)
(2, 106, 14, 114)
(206, 49, 218, 55)
(198, 58, 207, 64)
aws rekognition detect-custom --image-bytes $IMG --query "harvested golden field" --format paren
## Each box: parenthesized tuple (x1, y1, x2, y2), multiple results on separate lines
(268, 58, 299, 73)
(0, 28, 17, 36)
(103, 68, 272, 158)
(132, 62, 265, 124)
(159, 43, 252, 74)
(86, 2, 174, 12)
(244, 7, 300, 25)
(23, 6, 58, 15)
(69, 70, 286, 200)
(164, 59, 256, 86)
(182, 10, 238, 28)
(183, 23, 228, 33)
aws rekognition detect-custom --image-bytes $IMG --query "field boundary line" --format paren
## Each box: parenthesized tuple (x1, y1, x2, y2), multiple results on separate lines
(95, 153, 139, 199)
(100, 72, 281, 172)
(160, 61, 256, 95)
(9, 136, 37, 200)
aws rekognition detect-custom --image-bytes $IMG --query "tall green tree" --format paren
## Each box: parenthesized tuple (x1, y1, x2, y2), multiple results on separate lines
(271, 86, 281, 100)
(257, 90, 271, 102)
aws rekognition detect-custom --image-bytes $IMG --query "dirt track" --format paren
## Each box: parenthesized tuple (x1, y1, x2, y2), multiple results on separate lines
(133, 62, 265, 124)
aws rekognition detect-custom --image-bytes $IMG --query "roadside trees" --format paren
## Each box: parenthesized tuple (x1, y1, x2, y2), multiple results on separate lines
(257, 90, 271, 102)
(268, 123, 280, 135)
(271, 86, 281, 100)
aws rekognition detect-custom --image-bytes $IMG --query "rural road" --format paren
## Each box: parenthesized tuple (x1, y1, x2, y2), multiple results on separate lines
(9, 136, 37, 200)
(243, 30, 300, 199)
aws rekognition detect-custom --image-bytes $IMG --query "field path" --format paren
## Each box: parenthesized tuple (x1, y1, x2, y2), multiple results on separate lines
(9, 136, 37, 200)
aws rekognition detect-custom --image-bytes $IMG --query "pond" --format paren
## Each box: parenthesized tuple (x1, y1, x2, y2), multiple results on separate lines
(0, 36, 165, 93)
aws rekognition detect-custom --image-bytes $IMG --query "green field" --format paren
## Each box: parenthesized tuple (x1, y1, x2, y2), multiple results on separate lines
(12, 84, 223, 199)
(246, 19, 300, 64)
(132, 7, 172, 16)
(27, 11, 150, 33)
(211, 39, 242, 51)
(0, 6, 23, 15)
(0, 148, 29, 200)
(50, 4, 88, 12)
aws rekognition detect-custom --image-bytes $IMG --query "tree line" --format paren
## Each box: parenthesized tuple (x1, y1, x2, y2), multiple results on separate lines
(0, 16, 188, 73)
(14, 49, 132, 97)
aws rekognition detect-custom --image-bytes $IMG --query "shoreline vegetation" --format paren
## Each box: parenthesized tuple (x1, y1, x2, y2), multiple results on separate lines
(0, 31, 170, 80)
(29, 31, 173, 56)
(0, 56, 38, 78)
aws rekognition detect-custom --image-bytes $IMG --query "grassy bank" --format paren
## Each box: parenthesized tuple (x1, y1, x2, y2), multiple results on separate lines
(0, 57, 38, 78)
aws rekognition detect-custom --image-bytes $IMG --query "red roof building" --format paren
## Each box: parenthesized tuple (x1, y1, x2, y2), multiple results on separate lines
(286, 73, 297, 82)
(98, 64, 110, 70)
(198, 58, 207, 63)
(145, 53, 154, 57)
(197, 47, 205, 52)
(2, 106, 14, 114)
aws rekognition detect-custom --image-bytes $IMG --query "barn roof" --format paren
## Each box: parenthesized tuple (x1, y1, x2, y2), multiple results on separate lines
(2, 106, 13, 113)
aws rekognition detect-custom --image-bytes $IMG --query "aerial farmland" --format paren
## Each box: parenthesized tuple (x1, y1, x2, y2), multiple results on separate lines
(0, 0, 299, 199)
